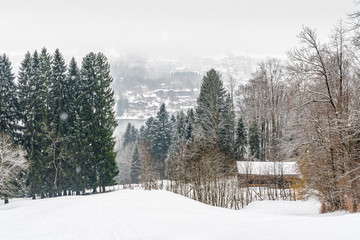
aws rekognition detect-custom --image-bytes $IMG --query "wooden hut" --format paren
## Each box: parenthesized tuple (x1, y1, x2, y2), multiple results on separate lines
(237, 161, 300, 188)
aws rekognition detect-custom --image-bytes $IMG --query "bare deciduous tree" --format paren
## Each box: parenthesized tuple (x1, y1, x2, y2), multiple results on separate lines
(115, 141, 136, 184)
(0, 134, 28, 204)
(237, 58, 288, 162)
(138, 142, 159, 190)
(287, 25, 360, 212)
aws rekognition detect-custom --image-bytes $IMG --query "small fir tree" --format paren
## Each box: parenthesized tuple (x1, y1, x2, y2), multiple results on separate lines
(248, 121, 260, 160)
(130, 144, 141, 184)
(235, 117, 247, 161)
(151, 103, 171, 179)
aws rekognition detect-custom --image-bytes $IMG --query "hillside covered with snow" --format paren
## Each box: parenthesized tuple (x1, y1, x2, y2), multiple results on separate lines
(1, 190, 358, 240)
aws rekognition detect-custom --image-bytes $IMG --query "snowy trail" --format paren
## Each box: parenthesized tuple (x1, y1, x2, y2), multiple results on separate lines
(0, 190, 359, 240)
(99, 196, 122, 240)
(98, 192, 140, 240)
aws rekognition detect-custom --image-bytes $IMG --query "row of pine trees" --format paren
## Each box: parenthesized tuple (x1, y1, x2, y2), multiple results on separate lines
(0, 48, 118, 199)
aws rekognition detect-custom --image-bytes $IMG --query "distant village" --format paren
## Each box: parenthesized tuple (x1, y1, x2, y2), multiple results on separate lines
(113, 55, 258, 120)
(116, 85, 199, 119)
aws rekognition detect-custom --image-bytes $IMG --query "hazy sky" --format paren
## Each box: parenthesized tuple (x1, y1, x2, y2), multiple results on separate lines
(0, 0, 356, 65)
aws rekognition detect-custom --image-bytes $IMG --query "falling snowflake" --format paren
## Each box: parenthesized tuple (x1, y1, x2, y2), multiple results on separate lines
(60, 112, 68, 121)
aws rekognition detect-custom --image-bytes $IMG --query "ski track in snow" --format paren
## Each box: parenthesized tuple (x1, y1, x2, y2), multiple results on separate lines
(98, 192, 140, 240)
(99, 197, 122, 240)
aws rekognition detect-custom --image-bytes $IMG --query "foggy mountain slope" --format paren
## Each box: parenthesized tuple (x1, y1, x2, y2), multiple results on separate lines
(111, 55, 259, 124)
(110, 55, 259, 93)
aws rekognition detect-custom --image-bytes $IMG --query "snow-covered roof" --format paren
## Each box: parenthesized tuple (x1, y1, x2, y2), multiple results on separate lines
(154, 89, 192, 93)
(237, 161, 299, 176)
(142, 93, 157, 97)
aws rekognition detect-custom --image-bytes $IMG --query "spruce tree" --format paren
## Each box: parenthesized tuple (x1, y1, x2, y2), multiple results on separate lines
(167, 111, 186, 154)
(166, 110, 186, 173)
(67, 57, 88, 193)
(151, 103, 171, 179)
(39, 48, 53, 123)
(16, 52, 32, 146)
(142, 117, 154, 143)
(175, 111, 186, 141)
(195, 69, 231, 154)
(235, 117, 247, 161)
(248, 121, 260, 160)
(123, 123, 132, 147)
(170, 114, 177, 138)
(194, 69, 237, 173)
(185, 108, 195, 143)
(219, 94, 235, 155)
(123, 123, 138, 147)
(91, 53, 118, 191)
(130, 144, 141, 184)
(196, 69, 226, 145)
(32, 50, 52, 197)
(49, 49, 71, 194)
(17, 50, 48, 198)
(67, 57, 81, 127)
(130, 125, 138, 142)
(51, 49, 68, 134)
(38, 48, 58, 195)
(139, 125, 146, 142)
(16, 52, 35, 197)
(79, 52, 98, 190)
(0, 54, 19, 140)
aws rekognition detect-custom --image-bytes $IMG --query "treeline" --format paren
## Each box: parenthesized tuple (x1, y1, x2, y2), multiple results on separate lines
(0, 48, 118, 202)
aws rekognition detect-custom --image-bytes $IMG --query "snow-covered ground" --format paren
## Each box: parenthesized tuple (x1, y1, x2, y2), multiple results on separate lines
(0, 190, 359, 240)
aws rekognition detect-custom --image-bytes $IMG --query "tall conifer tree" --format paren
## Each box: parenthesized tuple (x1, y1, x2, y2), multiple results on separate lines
(80, 52, 118, 191)
(152, 103, 171, 179)
(93, 53, 118, 191)
(49, 49, 70, 194)
(79, 53, 98, 190)
(17, 52, 32, 146)
(67, 57, 87, 193)
(0, 54, 19, 140)
(195, 69, 230, 153)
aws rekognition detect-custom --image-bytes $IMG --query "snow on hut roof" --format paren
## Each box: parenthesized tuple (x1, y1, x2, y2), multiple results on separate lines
(237, 161, 299, 176)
